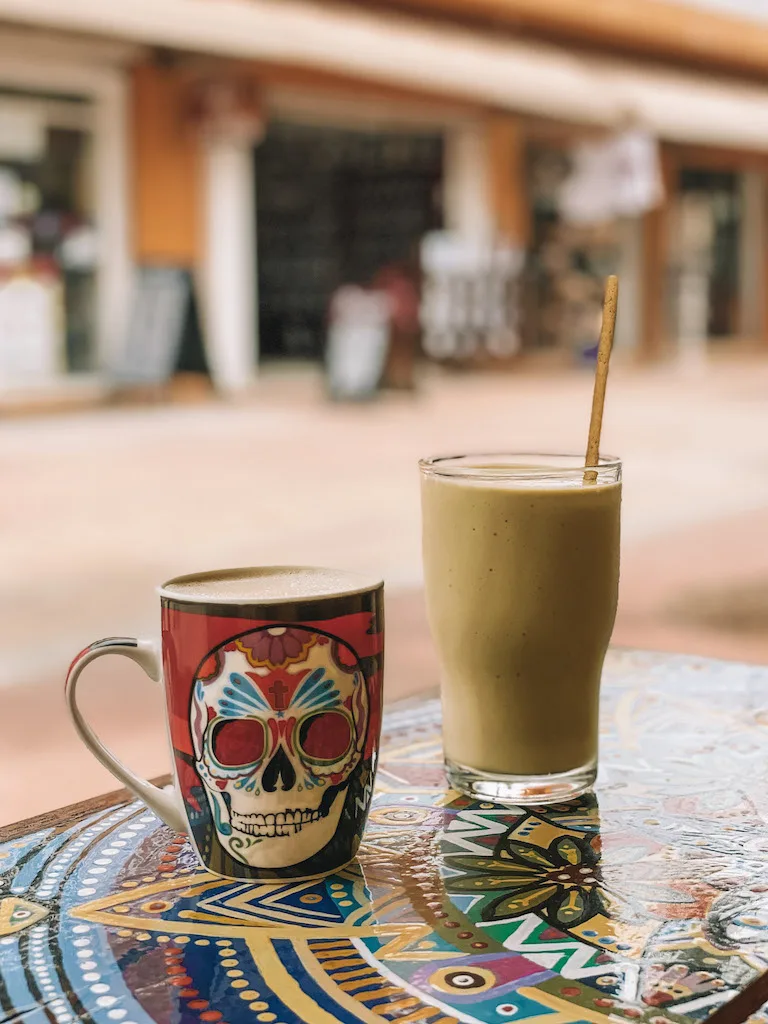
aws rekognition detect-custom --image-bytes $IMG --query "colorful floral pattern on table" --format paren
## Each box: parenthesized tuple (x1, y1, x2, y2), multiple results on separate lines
(4, 649, 768, 1024)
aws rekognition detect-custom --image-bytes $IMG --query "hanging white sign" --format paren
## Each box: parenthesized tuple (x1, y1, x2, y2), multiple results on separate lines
(0, 102, 45, 161)
(559, 128, 664, 225)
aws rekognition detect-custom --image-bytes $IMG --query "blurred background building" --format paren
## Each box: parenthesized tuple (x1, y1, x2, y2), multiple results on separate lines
(2, 0, 768, 402)
(8, 0, 768, 820)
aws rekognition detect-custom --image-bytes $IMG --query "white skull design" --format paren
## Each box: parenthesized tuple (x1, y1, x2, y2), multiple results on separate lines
(190, 626, 368, 869)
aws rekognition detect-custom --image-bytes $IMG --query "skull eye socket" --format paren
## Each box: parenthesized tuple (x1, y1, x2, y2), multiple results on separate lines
(297, 711, 353, 764)
(211, 718, 267, 767)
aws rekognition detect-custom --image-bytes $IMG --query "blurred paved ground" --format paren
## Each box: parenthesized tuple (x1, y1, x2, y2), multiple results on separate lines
(5, 356, 768, 823)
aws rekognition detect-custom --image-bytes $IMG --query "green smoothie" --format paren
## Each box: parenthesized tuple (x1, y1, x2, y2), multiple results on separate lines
(421, 467, 621, 777)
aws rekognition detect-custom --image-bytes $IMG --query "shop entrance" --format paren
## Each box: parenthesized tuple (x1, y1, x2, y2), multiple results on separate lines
(523, 140, 621, 359)
(254, 121, 443, 361)
(672, 168, 742, 343)
(0, 90, 97, 379)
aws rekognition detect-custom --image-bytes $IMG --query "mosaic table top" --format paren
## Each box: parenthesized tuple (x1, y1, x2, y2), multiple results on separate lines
(4, 649, 768, 1024)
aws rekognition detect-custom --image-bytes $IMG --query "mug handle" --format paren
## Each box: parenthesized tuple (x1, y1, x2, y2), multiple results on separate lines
(65, 637, 187, 833)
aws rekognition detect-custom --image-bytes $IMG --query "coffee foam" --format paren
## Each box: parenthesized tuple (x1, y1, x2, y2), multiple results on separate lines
(160, 566, 382, 604)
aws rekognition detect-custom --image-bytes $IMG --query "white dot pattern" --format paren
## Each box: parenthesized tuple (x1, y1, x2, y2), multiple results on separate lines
(25, 803, 139, 900)
(4, 802, 158, 1024)
(28, 925, 73, 1023)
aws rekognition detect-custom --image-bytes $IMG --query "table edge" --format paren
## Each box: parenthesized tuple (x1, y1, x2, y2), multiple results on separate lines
(0, 773, 173, 842)
(0, 689, 442, 842)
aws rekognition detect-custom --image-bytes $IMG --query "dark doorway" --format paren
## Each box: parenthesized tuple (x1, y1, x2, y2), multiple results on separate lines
(255, 121, 443, 361)
(677, 168, 741, 340)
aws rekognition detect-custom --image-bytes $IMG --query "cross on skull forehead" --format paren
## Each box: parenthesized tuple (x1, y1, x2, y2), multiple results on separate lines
(190, 626, 369, 869)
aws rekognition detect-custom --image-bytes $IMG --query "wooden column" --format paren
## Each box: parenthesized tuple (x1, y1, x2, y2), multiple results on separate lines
(739, 171, 765, 346)
(486, 115, 529, 245)
(130, 63, 202, 266)
(640, 144, 676, 362)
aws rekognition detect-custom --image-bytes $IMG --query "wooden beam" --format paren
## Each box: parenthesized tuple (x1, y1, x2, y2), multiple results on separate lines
(666, 142, 768, 175)
(176, 54, 486, 118)
(486, 115, 529, 245)
(641, 144, 677, 361)
(380, 0, 768, 80)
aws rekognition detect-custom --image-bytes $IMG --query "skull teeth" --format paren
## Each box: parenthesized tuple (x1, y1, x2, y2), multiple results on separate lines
(232, 808, 324, 838)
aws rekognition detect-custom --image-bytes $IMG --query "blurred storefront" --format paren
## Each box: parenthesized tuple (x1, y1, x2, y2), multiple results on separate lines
(0, 30, 130, 403)
(255, 119, 443, 361)
(3, 0, 768, 401)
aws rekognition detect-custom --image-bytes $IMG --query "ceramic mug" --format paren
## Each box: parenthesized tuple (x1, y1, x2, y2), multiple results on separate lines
(65, 566, 385, 880)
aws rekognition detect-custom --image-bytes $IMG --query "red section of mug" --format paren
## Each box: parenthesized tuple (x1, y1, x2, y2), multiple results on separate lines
(65, 570, 384, 881)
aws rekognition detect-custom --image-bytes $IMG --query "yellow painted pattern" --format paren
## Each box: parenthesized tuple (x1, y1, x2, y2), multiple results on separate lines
(373, 996, 421, 1013)
(374, 925, 452, 962)
(571, 913, 655, 958)
(519, 986, 630, 1024)
(350, 985, 406, 1001)
(511, 817, 587, 848)
(339, 976, 383, 993)
(293, 940, 386, 1024)
(395, 1010, 448, 1023)
(314, 954, 366, 968)
(244, 934, 343, 1024)
(329, 966, 379, 981)
(0, 897, 48, 936)
(70, 873, 431, 943)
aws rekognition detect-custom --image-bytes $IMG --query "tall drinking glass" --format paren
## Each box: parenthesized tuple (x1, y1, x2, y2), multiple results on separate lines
(420, 453, 621, 804)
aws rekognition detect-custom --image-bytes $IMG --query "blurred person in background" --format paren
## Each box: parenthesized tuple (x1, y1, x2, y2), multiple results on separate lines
(373, 247, 422, 391)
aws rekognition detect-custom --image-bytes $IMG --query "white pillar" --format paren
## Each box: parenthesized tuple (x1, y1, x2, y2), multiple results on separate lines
(443, 122, 493, 240)
(614, 217, 643, 353)
(93, 71, 131, 372)
(674, 192, 713, 374)
(202, 137, 257, 392)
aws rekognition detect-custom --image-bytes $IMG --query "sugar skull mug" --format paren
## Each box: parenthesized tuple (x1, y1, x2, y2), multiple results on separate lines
(65, 567, 385, 880)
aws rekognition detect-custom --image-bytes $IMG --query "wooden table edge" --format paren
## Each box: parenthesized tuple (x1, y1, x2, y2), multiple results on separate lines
(0, 773, 173, 843)
(0, 690, 441, 843)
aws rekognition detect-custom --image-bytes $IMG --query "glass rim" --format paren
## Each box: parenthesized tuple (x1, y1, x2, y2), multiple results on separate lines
(418, 452, 622, 481)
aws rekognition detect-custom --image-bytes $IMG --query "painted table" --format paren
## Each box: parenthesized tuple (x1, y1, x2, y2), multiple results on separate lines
(4, 649, 768, 1024)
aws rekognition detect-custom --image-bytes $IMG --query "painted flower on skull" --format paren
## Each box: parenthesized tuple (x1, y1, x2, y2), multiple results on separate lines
(236, 627, 324, 669)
